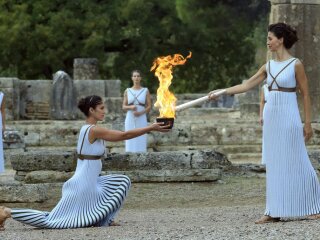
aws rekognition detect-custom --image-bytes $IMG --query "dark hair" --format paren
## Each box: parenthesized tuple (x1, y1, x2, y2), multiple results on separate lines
(78, 95, 103, 116)
(131, 69, 141, 77)
(268, 23, 298, 49)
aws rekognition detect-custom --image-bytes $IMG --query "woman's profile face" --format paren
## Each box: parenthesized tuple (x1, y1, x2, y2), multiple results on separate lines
(90, 103, 105, 121)
(267, 32, 283, 52)
(131, 72, 141, 85)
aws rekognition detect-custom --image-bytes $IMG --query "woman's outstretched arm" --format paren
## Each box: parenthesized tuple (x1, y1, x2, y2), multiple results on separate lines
(209, 64, 267, 98)
(89, 123, 169, 142)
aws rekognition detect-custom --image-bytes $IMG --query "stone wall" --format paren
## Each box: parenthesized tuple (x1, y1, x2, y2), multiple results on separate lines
(0, 78, 20, 120)
(0, 78, 122, 120)
(19, 80, 51, 119)
(10, 150, 230, 183)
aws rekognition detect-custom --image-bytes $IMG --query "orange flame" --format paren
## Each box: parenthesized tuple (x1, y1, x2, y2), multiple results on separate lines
(151, 52, 192, 118)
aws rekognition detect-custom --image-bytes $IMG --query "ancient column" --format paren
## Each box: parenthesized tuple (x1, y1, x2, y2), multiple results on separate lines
(269, 0, 320, 122)
(73, 58, 99, 80)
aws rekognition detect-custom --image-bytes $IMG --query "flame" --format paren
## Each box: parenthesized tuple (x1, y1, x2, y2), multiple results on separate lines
(151, 52, 192, 118)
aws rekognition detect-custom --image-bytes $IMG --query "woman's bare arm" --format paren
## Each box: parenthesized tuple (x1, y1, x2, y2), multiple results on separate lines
(209, 64, 267, 99)
(225, 64, 267, 95)
(89, 123, 169, 143)
(259, 90, 265, 126)
(295, 60, 313, 141)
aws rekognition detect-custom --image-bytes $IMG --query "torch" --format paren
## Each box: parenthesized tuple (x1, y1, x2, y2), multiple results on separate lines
(175, 89, 227, 112)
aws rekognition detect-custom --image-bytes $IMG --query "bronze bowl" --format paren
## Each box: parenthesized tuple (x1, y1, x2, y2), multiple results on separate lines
(156, 117, 174, 129)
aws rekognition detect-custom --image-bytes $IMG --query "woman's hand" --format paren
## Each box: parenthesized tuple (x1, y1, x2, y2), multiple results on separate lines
(150, 122, 171, 132)
(259, 117, 263, 126)
(304, 123, 313, 142)
(208, 89, 222, 101)
(130, 105, 137, 111)
(133, 111, 144, 117)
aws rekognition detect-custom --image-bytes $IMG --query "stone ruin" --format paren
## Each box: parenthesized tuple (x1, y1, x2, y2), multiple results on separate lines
(0, 58, 122, 121)
(51, 71, 77, 120)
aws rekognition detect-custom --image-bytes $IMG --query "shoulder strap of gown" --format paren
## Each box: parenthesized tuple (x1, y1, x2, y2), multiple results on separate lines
(268, 58, 296, 90)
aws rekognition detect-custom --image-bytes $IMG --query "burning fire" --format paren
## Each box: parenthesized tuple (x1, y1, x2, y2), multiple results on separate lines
(151, 52, 192, 118)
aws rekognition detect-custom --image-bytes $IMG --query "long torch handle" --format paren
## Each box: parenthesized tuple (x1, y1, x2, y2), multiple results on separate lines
(175, 89, 226, 112)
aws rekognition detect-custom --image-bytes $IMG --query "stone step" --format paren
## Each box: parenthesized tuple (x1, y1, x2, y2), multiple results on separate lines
(214, 145, 262, 154)
(173, 108, 241, 121)
(228, 153, 262, 165)
(6, 120, 320, 150)
(0, 169, 17, 185)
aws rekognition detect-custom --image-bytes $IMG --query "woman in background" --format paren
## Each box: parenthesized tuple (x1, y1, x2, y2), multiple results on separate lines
(123, 70, 152, 152)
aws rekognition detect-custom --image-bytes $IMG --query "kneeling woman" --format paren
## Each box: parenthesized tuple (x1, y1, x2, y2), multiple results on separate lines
(0, 95, 169, 230)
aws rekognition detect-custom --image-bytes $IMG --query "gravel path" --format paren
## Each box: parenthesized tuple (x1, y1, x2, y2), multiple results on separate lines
(1, 176, 319, 240)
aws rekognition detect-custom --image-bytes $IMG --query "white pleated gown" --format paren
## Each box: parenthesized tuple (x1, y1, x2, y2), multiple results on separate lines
(0, 92, 4, 173)
(11, 125, 131, 228)
(263, 58, 320, 217)
(125, 88, 148, 152)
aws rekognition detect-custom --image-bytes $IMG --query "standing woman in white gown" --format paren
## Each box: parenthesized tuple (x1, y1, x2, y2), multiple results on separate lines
(123, 70, 152, 152)
(0, 91, 5, 174)
(209, 22, 320, 223)
(0, 95, 169, 230)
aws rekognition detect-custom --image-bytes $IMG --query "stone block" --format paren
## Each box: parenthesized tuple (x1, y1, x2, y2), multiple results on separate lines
(73, 58, 99, 80)
(74, 80, 105, 99)
(0, 77, 18, 88)
(25, 171, 74, 183)
(151, 126, 192, 147)
(191, 150, 231, 169)
(19, 80, 51, 119)
(0, 184, 49, 202)
(105, 80, 121, 97)
(103, 152, 192, 171)
(0, 78, 20, 120)
(190, 124, 219, 145)
(19, 80, 52, 103)
(104, 97, 125, 118)
(104, 169, 221, 182)
(3, 130, 25, 149)
(10, 151, 76, 172)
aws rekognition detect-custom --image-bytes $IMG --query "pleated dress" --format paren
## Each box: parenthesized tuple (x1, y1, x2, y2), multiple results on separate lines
(261, 83, 269, 165)
(263, 58, 320, 217)
(0, 92, 4, 173)
(11, 124, 131, 228)
(125, 88, 148, 152)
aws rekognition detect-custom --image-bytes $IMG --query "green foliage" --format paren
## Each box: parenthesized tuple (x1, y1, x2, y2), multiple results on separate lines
(0, 0, 269, 93)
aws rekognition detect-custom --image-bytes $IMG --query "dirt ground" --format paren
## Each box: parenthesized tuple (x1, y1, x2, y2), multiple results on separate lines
(1, 176, 319, 240)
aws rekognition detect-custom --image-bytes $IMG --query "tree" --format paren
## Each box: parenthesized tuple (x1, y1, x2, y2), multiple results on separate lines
(0, 0, 269, 93)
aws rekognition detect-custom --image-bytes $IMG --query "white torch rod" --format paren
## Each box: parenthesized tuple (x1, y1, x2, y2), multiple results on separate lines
(175, 89, 226, 112)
